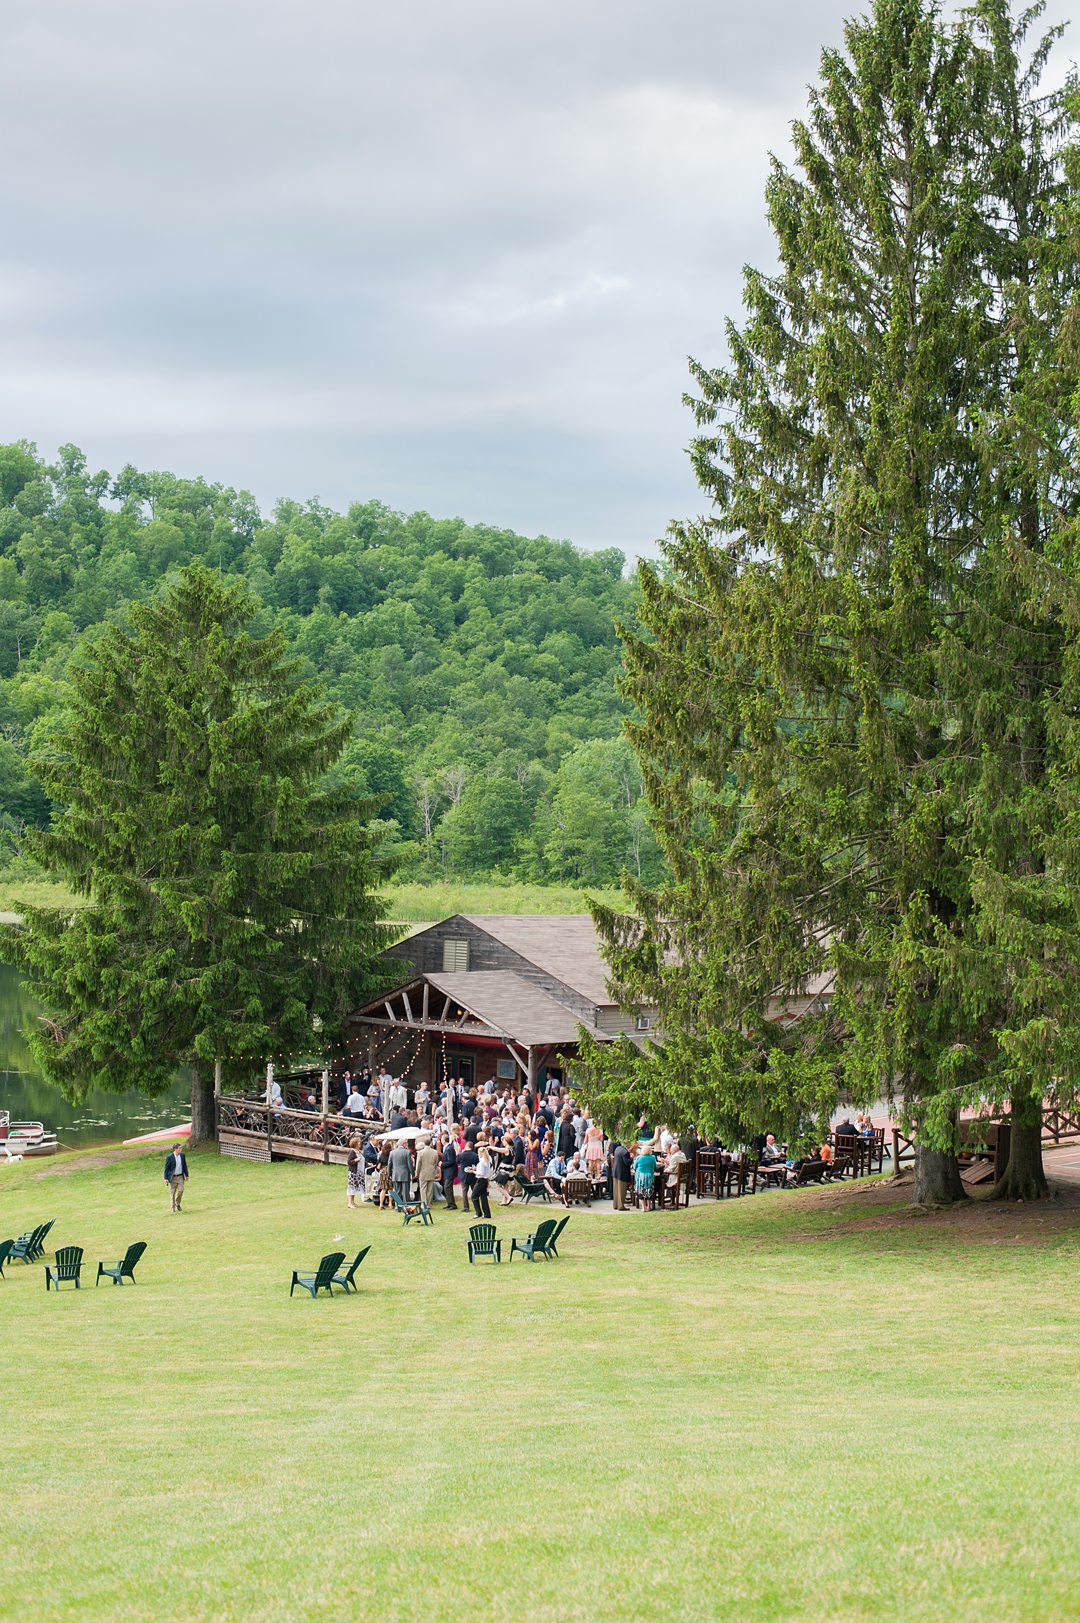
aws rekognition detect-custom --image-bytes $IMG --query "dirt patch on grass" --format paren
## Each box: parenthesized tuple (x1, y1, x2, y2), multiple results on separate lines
(766, 1172, 1080, 1245)
(26, 1144, 157, 1178)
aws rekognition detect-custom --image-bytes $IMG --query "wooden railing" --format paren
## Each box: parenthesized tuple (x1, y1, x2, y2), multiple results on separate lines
(891, 1101, 1080, 1182)
(217, 1096, 387, 1165)
(1042, 1102, 1080, 1145)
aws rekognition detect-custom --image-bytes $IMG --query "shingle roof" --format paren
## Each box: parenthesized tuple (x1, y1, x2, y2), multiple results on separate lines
(461, 915, 613, 1007)
(425, 970, 599, 1048)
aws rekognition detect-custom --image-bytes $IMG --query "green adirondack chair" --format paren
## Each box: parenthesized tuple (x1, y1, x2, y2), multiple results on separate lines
(290, 1252, 346, 1298)
(11, 1221, 49, 1264)
(45, 1245, 84, 1291)
(0, 1238, 14, 1278)
(548, 1214, 570, 1256)
(467, 1223, 501, 1263)
(518, 1178, 550, 1204)
(96, 1241, 147, 1285)
(391, 1188, 432, 1226)
(509, 1217, 558, 1262)
(331, 1246, 371, 1293)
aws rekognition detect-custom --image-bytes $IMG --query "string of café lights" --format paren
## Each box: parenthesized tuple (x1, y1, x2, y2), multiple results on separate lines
(219, 1003, 472, 1078)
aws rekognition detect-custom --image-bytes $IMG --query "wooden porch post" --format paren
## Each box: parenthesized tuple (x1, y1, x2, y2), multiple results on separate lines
(526, 1046, 539, 1111)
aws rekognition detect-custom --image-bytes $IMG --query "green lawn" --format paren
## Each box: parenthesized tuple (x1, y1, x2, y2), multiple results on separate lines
(1, 1154, 1077, 1622)
(384, 878, 624, 922)
(0, 875, 81, 916)
(0, 875, 621, 923)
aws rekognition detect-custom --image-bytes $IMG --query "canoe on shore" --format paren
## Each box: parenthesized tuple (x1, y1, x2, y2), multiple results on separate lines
(122, 1123, 192, 1146)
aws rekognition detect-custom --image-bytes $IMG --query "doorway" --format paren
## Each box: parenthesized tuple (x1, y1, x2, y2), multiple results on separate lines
(438, 1052, 475, 1088)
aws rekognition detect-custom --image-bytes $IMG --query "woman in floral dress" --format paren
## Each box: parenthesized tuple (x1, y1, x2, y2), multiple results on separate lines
(346, 1135, 366, 1209)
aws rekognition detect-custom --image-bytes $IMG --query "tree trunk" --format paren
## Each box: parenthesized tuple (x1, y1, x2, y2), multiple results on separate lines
(992, 1115, 1048, 1202)
(914, 1143, 966, 1206)
(190, 1063, 216, 1144)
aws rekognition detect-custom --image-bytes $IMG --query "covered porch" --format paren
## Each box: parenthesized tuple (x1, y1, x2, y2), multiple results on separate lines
(346, 969, 598, 1100)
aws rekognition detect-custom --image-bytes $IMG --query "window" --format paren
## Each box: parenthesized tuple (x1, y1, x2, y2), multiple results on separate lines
(442, 938, 470, 972)
(496, 1057, 517, 1081)
(635, 1013, 652, 1031)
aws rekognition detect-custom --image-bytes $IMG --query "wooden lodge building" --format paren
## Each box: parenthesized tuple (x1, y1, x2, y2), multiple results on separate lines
(346, 914, 655, 1097)
(215, 912, 835, 1165)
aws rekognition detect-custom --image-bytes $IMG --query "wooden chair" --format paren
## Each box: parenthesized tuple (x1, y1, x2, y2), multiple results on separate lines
(467, 1223, 502, 1263)
(561, 1175, 592, 1207)
(854, 1132, 885, 1176)
(833, 1133, 859, 1174)
(96, 1241, 147, 1285)
(45, 1245, 83, 1291)
(669, 1163, 693, 1208)
(0, 1238, 13, 1278)
(720, 1154, 751, 1197)
(657, 1167, 685, 1209)
(391, 1188, 433, 1226)
(290, 1251, 346, 1298)
(332, 1246, 371, 1293)
(509, 1217, 558, 1262)
(696, 1150, 721, 1198)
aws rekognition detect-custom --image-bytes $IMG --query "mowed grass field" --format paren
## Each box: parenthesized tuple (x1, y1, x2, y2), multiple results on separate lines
(1, 1153, 1078, 1623)
(0, 876, 623, 922)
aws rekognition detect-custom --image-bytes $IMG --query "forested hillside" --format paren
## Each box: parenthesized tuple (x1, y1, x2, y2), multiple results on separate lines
(0, 442, 662, 886)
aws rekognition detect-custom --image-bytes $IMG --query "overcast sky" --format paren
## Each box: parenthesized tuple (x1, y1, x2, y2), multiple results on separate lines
(2, 2, 1073, 558)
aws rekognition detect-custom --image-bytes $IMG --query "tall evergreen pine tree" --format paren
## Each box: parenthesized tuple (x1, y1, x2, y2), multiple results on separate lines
(6, 563, 392, 1140)
(582, 0, 1079, 1203)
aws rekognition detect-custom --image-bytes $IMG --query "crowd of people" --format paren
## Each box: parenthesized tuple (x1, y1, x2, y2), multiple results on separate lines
(262, 1066, 880, 1212)
(331, 1072, 722, 1215)
(755, 1114, 880, 1185)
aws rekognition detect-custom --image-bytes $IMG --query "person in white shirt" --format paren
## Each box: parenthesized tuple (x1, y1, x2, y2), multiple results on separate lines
(472, 1144, 493, 1218)
(342, 1085, 365, 1117)
(665, 1146, 688, 1187)
(376, 1069, 393, 1116)
(389, 1077, 408, 1113)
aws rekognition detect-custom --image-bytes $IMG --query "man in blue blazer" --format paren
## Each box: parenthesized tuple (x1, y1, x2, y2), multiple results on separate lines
(164, 1143, 190, 1212)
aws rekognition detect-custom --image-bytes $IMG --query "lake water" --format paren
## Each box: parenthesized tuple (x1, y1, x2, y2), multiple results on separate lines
(0, 962, 190, 1148)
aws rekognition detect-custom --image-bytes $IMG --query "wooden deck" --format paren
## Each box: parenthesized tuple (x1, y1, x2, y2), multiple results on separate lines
(216, 1097, 385, 1166)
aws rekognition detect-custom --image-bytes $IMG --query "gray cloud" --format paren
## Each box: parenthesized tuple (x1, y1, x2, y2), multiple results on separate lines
(1, 0, 1072, 555)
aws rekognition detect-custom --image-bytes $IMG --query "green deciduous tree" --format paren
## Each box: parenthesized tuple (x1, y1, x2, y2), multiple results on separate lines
(4, 563, 392, 1140)
(583, 0, 1079, 1203)
(0, 452, 642, 886)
